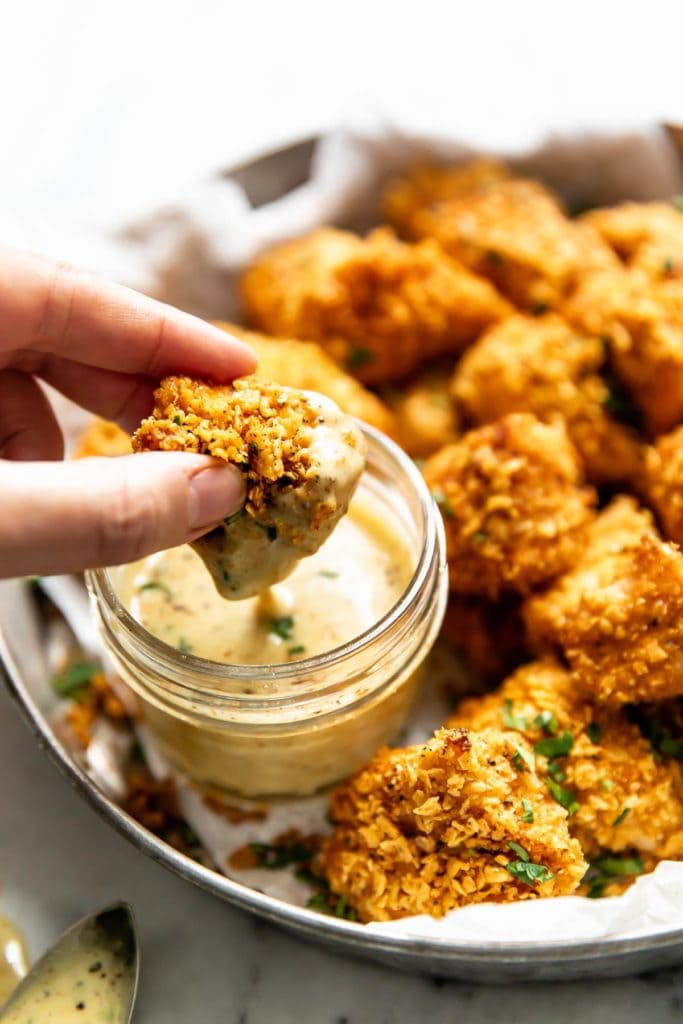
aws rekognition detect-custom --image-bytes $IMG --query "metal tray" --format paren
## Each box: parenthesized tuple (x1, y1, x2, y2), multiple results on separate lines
(3, 134, 683, 981)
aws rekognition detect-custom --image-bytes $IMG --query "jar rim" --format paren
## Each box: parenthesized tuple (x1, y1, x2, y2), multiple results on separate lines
(86, 422, 441, 694)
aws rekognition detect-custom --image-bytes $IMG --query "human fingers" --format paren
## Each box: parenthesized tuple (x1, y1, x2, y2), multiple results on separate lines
(0, 370, 64, 461)
(0, 247, 256, 380)
(0, 452, 245, 577)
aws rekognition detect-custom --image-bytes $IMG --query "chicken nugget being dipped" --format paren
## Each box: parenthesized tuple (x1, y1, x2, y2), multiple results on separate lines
(319, 726, 586, 921)
(132, 375, 365, 599)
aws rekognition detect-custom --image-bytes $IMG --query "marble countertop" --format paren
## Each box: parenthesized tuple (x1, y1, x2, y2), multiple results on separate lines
(2, 680, 683, 1022)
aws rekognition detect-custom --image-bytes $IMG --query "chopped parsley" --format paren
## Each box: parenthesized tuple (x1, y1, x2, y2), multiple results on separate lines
(585, 853, 645, 899)
(224, 508, 246, 527)
(347, 346, 374, 369)
(431, 489, 454, 518)
(472, 530, 489, 543)
(268, 616, 295, 640)
(586, 722, 602, 744)
(612, 806, 631, 828)
(138, 580, 173, 599)
(250, 840, 313, 869)
(177, 637, 193, 654)
(520, 798, 534, 823)
(659, 736, 683, 759)
(601, 778, 615, 792)
(512, 745, 535, 773)
(533, 710, 559, 736)
(318, 570, 339, 579)
(249, 441, 260, 457)
(505, 860, 554, 887)
(502, 699, 529, 732)
(288, 645, 306, 656)
(547, 760, 566, 782)
(603, 373, 642, 429)
(507, 840, 529, 861)
(663, 257, 678, 276)
(546, 778, 579, 816)
(51, 661, 101, 700)
(629, 710, 683, 761)
(534, 731, 574, 759)
(173, 414, 182, 425)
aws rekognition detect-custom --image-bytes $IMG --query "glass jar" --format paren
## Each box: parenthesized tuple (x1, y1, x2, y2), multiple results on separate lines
(86, 424, 448, 799)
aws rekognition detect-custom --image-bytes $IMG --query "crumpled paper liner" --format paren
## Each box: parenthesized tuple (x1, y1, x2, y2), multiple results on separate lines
(52, 115, 683, 945)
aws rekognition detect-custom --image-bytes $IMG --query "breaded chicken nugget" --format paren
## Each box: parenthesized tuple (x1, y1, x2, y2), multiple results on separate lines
(383, 158, 511, 238)
(133, 375, 365, 599)
(566, 269, 683, 436)
(74, 418, 132, 458)
(380, 361, 460, 458)
(439, 594, 528, 686)
(582, 201, 683, 282)
(383, 177, 618, 312)
(643, 426, 683, 545)
(422, 414, 596, 598)
(214, 322, 397, 437)
(242, 227, 511, 385)
(524, 497, 683, 705)
(452, 313, 644, 486)
(449, 659, 683, 861)
(319, 726, 586, 921)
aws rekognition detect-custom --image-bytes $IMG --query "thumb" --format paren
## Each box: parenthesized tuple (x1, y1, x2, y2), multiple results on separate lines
(0, 452, 245, 577)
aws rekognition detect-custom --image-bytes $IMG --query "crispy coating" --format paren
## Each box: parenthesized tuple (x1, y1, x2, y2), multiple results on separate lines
(242, 227, 511, 385)
(383, 159, 511, 238)
(643, 426, 683, 545)
(566, 269, 683, 436)
(132, 375, 365, 598)
(449, 659, 683, 860)
(214, 322, 397, 437)
(582, 201, 683, 282)
(452, 313, 644, 486)
(319, 726, 586, 921)
(439, 594, 528, 686)
(383, 176, 618, 312)
(524, 497, 683, 705)
(74, 418, 132, 458)
(422, 413, 596, 598)
(381, 361, 460, 458)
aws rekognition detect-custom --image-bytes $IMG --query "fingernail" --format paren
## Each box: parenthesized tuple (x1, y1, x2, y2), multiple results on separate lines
(188, 465, 245, 531)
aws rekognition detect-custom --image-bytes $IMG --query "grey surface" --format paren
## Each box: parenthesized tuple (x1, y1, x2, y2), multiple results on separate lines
(3, 680, 683, 1023)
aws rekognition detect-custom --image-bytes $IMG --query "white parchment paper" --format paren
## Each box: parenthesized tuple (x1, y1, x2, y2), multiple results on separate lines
(51, 116, 683, 945)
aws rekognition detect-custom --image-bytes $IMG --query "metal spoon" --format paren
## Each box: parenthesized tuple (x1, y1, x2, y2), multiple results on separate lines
(0, 902, 139, 1022)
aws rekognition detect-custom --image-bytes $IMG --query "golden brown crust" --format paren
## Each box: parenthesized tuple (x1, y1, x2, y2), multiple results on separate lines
(439, 594, 528, 685)
(452, 313, 644, 486)
(643, 426, 683, 545)
(449, 659, 683, 860)
(382, 176, 618, 311)
(132, 374, 323, 519)
(524, 498, 683, 705)
(242, 227, 511, 384)
(423, 413, 596, 598)
(381, 360, 460, 458)
(74, 418, 132, 458)
(566, 269, 683, 436)
(214, 322, 397, 437)
(582, 201, 683, 282)
(383, 159, 511, 238)
(319, 726, 586, 921)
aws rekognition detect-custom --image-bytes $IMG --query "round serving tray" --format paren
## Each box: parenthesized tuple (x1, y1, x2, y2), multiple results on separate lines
(3, 135, 683, 981)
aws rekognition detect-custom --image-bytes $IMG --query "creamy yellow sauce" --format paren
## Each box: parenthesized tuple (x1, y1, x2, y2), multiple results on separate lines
(0, 918, 27, 1007)
(117, 489, 413, 666)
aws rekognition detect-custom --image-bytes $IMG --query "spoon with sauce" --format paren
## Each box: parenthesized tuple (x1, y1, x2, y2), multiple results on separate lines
(0, 903, 138, 1023)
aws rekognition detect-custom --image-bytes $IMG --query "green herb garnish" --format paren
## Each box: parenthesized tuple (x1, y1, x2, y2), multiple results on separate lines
(601, 778, 614, 792)
(546, 778, 579, 816)
(612, 806, 631, 828)
(51, 661, 100, 699)
(663, 257, 678, 275)
(502, 699, 530, 732)
(224, 507, 246, 527)
(659, 736, 683, 759)
(505, 860, 554, 887)
(268, 616, 295, 640)
(288, 645, 306, 656)
(512, 746, 535, 773)
(507, 841, 530, 861)
(586, 722, 602, 744)
(173, 414, 182, 425)
(520, 798, 534, 823)
(603, 373, 642, 429)
(249, 441, 260, 456)
(138, 580, 173, 598)
(533, 710, 559, 736)
(177, 637, 193, 653)
(318, 570, 339, 579)
(347, 346, 374, 369)
(431, 489, 454, 518)
(255, 521, 278, 542)
(472, 530, 488, 543)
(250, 840, 314, 869)
(534, 731, 574, 759)
(585, 853, 645, 899)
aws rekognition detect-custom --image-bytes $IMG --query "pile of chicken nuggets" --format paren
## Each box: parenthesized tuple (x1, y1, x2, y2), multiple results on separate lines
(86, 157, 683, 922)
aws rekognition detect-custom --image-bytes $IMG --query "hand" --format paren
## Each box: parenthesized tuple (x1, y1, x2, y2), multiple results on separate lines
(0, 248, 257, 578)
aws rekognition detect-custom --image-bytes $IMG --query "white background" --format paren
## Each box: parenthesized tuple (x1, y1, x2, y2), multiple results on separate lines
(3, 2, 683, 1019)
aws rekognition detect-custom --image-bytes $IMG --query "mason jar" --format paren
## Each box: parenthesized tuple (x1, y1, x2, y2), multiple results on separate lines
(86, 424, 448, 799)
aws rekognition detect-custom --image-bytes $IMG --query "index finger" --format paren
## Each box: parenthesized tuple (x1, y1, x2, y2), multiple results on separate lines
(0, 248, 257, 380)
